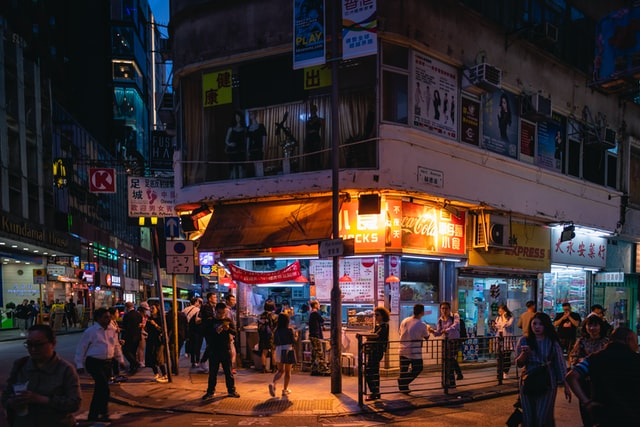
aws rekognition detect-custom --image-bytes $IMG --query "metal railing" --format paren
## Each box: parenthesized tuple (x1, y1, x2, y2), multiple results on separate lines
(356, 334, 520, 406)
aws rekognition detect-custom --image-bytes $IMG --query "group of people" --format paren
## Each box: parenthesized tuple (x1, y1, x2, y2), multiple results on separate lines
(13, 298, 81, 336)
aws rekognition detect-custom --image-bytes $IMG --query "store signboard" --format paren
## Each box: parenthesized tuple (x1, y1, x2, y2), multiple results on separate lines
(401, 202, 466, 255)
(127, 177, 175, 218)
(469, 223, 550, 270)
(550, 228, 606, 268)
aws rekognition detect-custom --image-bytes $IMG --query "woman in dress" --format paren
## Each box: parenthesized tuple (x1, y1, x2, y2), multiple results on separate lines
(225, 110, 247, 179)
(364, 306, 390, 401)
(515, 312, 571, 426)
(495, 304, 515, 379)
(246, 110, 266, 177)
(569, 314, 609, 427)
(269, 313, 298, 397)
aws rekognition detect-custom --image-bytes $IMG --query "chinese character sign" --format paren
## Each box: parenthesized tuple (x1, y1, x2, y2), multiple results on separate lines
(342, 0, 377, 60)
(203, 70, 232, 107)
(550, 228, 607, 268)
(412, 52, 459, 141)
(127, 177, 175, 218)
(293, 0, 326, 69)
(401, 201, 466, 255)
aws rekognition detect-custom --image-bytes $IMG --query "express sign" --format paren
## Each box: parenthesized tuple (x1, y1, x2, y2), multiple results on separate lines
(89, 168, 116, 193)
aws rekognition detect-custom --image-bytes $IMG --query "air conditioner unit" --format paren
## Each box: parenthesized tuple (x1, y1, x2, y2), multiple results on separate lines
(521, 93, 552, 121)
(533, 22, 558, 44)
(601, 127, 617, 147)
(584, 126, 617, 149)
(464, 63, 502, 93)
(473, 213, 510, 249)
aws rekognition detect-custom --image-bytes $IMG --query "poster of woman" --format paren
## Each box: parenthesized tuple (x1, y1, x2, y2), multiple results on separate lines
(481, 91, 518, 158)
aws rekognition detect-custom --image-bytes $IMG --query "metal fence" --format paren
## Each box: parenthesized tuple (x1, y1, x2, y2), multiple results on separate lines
(356, 334, 520, 406)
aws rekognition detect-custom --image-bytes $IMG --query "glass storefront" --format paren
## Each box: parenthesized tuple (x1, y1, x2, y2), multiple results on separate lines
(543, 269, 588, 319)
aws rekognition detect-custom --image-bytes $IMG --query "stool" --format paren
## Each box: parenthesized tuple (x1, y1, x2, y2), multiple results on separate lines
(301, 340, 312, 372)
(341, 352, 355, 376)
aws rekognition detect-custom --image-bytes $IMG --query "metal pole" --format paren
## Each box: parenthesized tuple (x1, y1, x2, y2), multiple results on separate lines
(152, 226, 172, 382)
(172, 273, 179, 376)
(330, 0, 342, 394)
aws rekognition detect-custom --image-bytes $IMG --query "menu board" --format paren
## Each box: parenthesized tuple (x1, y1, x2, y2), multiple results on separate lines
(310, 258, 378, 302)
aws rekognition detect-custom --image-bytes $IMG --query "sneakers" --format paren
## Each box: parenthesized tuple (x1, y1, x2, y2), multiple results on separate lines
(282, 389, 292, 396)
(156, 375, 169, 383)
(268, 383, 276, 397)
(202, 392, 214, 400)
(365, 393, 380, 401)
(456, 373, 464, 380)
(227, 391, 240, 398)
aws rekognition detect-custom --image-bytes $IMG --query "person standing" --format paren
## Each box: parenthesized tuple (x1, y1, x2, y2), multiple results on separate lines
(225, 294, 238, 373)
(246, 110, 267, 177)
(397, 304, 430, 393)
(308, 300, 330, 376)
(429, 302, 462, 387)
(145, 304, 168, 383)
(74, 307, 125, 423)
(581, 304, 611, 337)
(568, 314, 609, 427)
(166, 305, 188, 375)
(257, 300, 278, 373)
(121, 302, 143, 375)
(565, 327, 640, 427)
(136, 302, 150, 368)
(184, 297, 203, 368)
(304, 104, 324, 171)
(363, 307, 390, 401)
(14, 299, 30, 337)
(64, 299, 77, 328)
(553, 302, 581, 357)
(201, 303, 240, 400)
(515, 312, 571, 427)
(225, 110, 247, 179)
(27, 300, 37, 328)
(2, 324, 81, 427)
(198, 292, 218, 372)
(517, 300, 536, 337)
(494, 304, 515, 379)
(269, 313, 298, 397)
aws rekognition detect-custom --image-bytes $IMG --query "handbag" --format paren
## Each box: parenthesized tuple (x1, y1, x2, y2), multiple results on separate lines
(521, 345, 553, 396)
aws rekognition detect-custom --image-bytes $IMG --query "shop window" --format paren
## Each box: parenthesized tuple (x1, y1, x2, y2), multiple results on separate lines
(542, 270, 587, 319)
(382, 70, 408, 124)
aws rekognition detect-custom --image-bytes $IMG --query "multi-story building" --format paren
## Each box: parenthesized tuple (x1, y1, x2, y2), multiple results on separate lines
(0, 0, 162, 322)
(169, 0, 640, 361)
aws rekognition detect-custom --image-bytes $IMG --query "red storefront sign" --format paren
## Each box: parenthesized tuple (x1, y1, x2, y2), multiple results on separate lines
(401, 202, 466, 255)
(229, 260, 301, 284)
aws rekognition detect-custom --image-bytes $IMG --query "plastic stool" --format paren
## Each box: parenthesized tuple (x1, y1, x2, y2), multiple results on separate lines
(341, 352, 355, 376)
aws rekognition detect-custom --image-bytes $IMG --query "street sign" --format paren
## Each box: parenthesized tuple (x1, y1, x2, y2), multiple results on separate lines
(165, 217, 180, 238)
(166, 240, 195, 274)
(318, 238, 344, 258)
(33, 269, 46, 284)
(89, 168, 116, 193)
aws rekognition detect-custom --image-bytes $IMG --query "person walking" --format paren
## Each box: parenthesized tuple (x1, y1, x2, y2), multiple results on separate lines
(429, 302, 463, 387)
(201, 303, 240, 400)
(363, 306, 390, 401)
(121, 302, 143, 376)
(494, 304, 515, 379)
(184, 297, 203, 368)
(14, 299, 30, 337)
(308, 299, 330, 375)
(568, 314, 609, 427)
(145, 303, 168, 383)
(565, 327, 640, 427)
(2, 324, 81, 427)
(257, 299, 278, 373)
(553, 302, 581, 357)
(225, 294, 238, 373)
(397, 304, 430, 393)
(517, 300, 536, 337)
(515, 312, 571, 427)
(136, 302, 150, 368)
(269, 312, 298, 397)
(74, 307, 126, 423)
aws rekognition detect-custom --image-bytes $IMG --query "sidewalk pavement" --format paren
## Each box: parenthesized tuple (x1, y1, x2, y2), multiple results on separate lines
(1, 327, 521, 417)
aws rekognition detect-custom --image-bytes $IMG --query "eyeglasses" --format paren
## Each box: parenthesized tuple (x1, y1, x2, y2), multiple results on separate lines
(23, 341, 50, 349)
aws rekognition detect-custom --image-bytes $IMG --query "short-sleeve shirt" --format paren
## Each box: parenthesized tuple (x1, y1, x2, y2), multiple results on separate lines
(398, 316, 430, 358)
(554, 311, 581, 339)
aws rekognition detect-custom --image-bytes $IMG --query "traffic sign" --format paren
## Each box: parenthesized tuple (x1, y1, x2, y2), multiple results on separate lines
(165, 217, 180, 238)
(166, 240, 195, 274)
(318, 238, 344, 258)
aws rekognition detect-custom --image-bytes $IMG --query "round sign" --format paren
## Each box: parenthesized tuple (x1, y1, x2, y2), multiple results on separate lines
(173, 242, 186, 254)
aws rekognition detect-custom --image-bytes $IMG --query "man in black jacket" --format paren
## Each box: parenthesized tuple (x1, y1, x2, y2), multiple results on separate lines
(121, 302, 143, 375)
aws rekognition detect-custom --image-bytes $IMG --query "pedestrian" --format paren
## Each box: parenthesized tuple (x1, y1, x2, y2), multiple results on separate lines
(201, 302, 240, 400)
(145, 303, 168, 383)
(136, 302, 150, 368)
(581, 304, 611, 337)
(121, 301, 143, 375)
(515, 312, 571, 427)
(565, 327, 640, 427)
(184, 297, 203, 368)
(198, 292, 218, 372)
(363, 306, 390, 401)
(64, 299, 77, 328)
(257, 299, 278, 373)
(1, 324, 81, 427)
(269, 312, 298, 398)
(14, 299, 30, 337)
(107, 307, 125, 383)
(225, 294, 238, 373)
(428, 301, 463, 387)
(553, 302, 581, 357)
(568, 313, 609, 427)
(494, 304, 514, 379)
(74, 307, 126, 423)
(166, 305, 188, 375)
(517, 300, 536, 336)
(397, 303, 430, 393)
(27, 300, 37, 328)
(308, 299, 330, 375)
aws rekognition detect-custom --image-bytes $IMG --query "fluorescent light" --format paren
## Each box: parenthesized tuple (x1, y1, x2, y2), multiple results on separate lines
(225, 257, 273, 262)
(256, 283, 304, 288)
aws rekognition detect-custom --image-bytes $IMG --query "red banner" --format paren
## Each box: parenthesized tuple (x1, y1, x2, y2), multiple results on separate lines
(229, 260, 301, 284)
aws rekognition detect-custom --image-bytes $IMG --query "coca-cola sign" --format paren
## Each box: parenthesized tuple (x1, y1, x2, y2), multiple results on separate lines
(401, 202, 465, 255)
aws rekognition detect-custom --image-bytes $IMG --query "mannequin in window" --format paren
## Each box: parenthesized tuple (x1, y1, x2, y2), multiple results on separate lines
(304, 104, 325, 171)
(225, 111, 247, 179)
(246, 110, 266, 177)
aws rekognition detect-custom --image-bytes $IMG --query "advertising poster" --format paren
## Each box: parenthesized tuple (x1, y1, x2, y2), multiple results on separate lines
(412, 52, 459, 141)
(460, 97, 480, 146)
(536, 119, 562, 171)
(342, 0, 377, 60)
(481, 90, 519, 159)
(127, 177, 175, 217)
(401, 202, 466, 255)
(520, 120, 536, 161)
(202, 70, 232, 107)
(293, 0, 326, 69)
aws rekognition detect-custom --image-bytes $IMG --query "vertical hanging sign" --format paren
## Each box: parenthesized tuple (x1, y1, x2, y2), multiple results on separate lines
(342, 0, 377, 60)
(293, 0, 326, 69)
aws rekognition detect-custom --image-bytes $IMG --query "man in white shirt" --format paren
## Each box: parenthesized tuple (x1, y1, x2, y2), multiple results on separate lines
(397, 304, 430, 392)
(75, 307, 125, 423)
